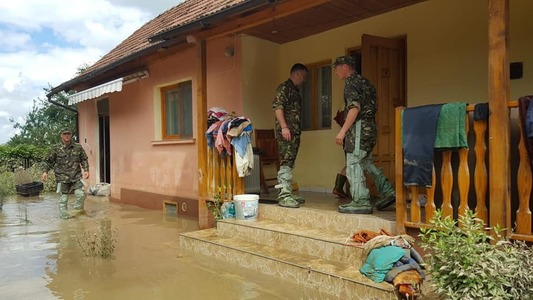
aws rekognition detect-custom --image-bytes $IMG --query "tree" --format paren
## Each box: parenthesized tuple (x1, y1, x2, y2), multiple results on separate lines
(8, 87, 77, 147)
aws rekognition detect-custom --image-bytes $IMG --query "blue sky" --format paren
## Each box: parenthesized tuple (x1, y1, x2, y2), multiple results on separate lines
(0, 0, 180, 144)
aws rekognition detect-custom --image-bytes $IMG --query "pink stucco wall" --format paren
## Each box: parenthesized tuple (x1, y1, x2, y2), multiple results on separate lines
(77, 36, 242, 207)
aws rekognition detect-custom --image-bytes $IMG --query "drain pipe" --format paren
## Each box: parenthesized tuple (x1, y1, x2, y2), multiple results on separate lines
(46, 95, 79, 142)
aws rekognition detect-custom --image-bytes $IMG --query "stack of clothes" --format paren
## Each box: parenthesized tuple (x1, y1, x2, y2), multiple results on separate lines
(205, 107, 254, 177)
(351, 230, 425, 298)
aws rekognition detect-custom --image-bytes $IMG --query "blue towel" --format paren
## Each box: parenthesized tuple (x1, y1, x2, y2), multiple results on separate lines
(360, 246, 407, 283)
(402, 104, 443, 187)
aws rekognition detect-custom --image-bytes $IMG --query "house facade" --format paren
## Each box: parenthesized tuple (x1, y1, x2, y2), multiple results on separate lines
(50, 0, 532, 232)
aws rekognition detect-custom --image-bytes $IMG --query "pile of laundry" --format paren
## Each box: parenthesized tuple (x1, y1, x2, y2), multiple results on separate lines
(350, 230, 426, 298)
(205, 107, 254, 177)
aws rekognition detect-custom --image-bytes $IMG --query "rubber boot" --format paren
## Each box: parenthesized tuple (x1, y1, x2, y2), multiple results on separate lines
(71, 188, 86, 217)
(364, 162, 396, 210)
(59, 193, 70, 220)
(339, 159, 372, 214)
(275, 166, 299, 208)
(332, 174, 350, 198)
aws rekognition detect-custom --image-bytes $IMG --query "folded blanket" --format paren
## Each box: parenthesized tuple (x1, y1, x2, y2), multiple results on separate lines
(402, 104, 443, 187)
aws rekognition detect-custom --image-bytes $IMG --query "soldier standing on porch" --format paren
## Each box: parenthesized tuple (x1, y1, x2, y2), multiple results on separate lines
(42, 128, 90, 219)
(332, 56, 395, 214)
(272, 63, 308, 208)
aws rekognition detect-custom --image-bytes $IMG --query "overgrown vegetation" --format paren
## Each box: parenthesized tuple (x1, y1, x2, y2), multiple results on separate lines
(0, 171, 12, 210)
(8, 89, 76, 147)
(76, 222, 118, 259)
(420, 210, 533, 299)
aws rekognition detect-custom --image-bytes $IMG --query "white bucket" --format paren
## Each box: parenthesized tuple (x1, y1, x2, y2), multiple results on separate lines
(233, 194, 259, 221)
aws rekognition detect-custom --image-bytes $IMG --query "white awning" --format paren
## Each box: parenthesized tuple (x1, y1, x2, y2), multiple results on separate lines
(68, 77, 123, 105)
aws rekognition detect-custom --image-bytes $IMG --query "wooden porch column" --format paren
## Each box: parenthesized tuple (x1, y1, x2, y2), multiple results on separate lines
(196, 40, 209, 229)
(488, 0, 510, 233)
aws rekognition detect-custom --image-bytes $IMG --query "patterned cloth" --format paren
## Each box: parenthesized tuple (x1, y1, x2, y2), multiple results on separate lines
(43, 141, 89, 183)
(342, 72, 377, 153)
(272, 78, 302, 168)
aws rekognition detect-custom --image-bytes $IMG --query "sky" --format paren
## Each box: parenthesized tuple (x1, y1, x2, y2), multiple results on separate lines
(0, 0, 181, 144)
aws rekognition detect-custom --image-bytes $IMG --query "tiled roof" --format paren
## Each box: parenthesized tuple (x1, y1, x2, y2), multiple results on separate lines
(81, 0, 247, 77)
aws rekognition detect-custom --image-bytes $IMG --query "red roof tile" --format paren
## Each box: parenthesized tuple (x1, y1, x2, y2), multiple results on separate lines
(81, 0, 247, 77)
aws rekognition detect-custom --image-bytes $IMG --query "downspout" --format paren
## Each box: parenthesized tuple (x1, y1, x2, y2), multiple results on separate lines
(46, 94, 80, 142)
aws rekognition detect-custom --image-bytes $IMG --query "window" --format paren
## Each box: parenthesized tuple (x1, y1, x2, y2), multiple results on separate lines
(161, 81, 193, 140)
(300, 60, 332, 130)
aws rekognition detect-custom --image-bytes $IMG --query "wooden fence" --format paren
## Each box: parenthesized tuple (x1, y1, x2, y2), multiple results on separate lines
(395, 102, 533, 242)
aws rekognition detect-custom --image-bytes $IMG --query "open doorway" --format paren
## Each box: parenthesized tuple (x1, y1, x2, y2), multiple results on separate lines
(97, 99, 110, 183)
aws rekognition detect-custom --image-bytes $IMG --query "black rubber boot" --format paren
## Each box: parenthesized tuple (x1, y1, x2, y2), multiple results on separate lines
(332, 174, 350, 198)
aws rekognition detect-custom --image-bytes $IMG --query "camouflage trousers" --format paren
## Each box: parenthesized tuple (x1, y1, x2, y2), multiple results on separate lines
(57, 180, 85, 219)
(346, 150, 395, 203)
(277, 134, 300, 169)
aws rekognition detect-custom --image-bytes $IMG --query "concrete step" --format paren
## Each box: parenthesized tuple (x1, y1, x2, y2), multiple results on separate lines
(258, 203, 397, 236)
(180, 228, 397, 300)
(216, 218, 365, 267)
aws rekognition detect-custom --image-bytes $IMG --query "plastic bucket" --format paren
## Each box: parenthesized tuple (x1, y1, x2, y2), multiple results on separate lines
(233, 194, 259, 221)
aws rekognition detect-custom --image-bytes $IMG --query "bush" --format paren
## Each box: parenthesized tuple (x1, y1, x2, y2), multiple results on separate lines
(420, 210, 533, 299)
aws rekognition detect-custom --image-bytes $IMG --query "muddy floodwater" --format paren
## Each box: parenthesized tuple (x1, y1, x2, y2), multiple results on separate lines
(0, 194, 331, 300)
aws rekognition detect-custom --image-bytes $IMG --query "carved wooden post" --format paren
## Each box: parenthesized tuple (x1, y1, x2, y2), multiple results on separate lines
(488, 0, 510, 236)
(197, 40, 209, 229)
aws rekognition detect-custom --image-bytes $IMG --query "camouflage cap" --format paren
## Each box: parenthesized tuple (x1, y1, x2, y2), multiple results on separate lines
(60, 128, 72, 134)
(332, 55, 356, 68)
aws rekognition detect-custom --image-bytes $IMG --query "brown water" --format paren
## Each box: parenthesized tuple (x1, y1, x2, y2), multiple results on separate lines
(0, 194, 332, 300)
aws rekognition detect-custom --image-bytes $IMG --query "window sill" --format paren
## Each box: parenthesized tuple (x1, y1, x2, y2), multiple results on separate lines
(151, 139, 196, 146)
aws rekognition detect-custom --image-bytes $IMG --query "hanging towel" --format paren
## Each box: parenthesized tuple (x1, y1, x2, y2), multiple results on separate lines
(473, 102, 489, 121)
(434, 102, 469, 149)
(402, 104, 443, 187)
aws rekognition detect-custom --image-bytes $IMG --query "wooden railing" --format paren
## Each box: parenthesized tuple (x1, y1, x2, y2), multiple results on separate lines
(206, 146, 245, 202)
(395, 102, 533, 242)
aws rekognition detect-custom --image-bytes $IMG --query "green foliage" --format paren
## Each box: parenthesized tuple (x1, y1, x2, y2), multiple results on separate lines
(8, 88, 76, 147)
(0, 144, 47, 172)
(0, 171, 14, 209)
(420, 210, 533, 299)
(76, 222, 118, 259)
(206, 186, 225, 222)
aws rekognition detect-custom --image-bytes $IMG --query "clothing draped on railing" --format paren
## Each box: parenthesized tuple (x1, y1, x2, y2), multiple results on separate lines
(402, 102, 468, 187)
(205, 107, 254, 177)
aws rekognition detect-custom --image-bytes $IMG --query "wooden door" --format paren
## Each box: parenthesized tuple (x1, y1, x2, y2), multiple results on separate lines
(361, 34, 406, 188)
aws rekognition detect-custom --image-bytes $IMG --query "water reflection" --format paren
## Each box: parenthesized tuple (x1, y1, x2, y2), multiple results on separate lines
(1, 194, 329, 300)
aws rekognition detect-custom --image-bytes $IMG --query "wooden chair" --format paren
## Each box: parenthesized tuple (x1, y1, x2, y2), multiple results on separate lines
(254, 129, 280, 194)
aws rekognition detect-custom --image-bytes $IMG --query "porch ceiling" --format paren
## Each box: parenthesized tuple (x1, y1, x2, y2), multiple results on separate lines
(239, 0, 426, 44)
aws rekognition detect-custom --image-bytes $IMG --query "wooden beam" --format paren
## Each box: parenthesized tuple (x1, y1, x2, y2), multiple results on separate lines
(196, 40, 209, 229)
(488, 0, 510, 233)
(191, 0, 331, 41)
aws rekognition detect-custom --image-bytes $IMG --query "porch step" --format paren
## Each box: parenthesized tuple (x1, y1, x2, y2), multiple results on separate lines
(258, 203, 397, 236)
(180, 228, 396, 300)
(216, 218, 364, 265)
(180, 204, 399, 298)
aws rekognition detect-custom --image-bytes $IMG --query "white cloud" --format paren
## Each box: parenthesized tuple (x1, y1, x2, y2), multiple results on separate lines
(0, 0, 180, 144)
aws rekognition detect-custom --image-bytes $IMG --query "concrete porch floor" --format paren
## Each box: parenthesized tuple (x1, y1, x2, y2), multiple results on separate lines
(257, 188, 397, 223)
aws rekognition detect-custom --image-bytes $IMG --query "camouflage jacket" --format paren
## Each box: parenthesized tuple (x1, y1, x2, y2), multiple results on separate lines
(343, 72, 377, 153)
(43, 142, 89, 183)
(272, 79, 302, 138)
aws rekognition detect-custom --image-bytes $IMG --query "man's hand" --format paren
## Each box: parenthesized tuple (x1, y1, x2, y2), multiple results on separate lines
(83, 171, 89, 179)
(335, 131, 346, 146)
(42, 172, 48, 181)
(281, 127, 292, 141)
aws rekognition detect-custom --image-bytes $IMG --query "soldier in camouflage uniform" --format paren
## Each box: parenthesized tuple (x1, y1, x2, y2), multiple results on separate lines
(42, 128, 90, 219)
(272, 63, 308, 208)
(332, 56, 395, 214)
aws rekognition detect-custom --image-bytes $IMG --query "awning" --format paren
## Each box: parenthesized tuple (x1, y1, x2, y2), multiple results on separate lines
(68, 77, 123, 105)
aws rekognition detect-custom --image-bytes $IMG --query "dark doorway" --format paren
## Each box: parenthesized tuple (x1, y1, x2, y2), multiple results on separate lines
(98, 99, 111, 183)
